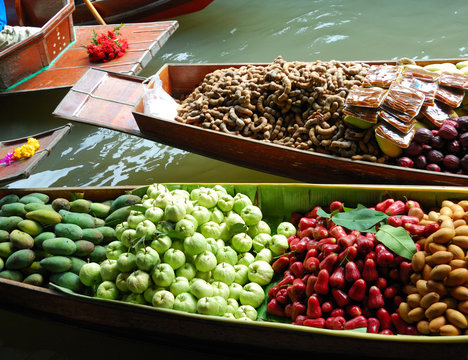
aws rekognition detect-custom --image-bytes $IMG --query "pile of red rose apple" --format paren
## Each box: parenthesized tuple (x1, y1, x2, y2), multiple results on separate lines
(267, 198, 468, 336)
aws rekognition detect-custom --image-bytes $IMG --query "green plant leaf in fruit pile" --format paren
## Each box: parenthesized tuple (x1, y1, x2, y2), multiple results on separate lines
(128, 205, 148, 214)
(257, 274, 289, 324)
(376, 224, 417, 260)
(319, 205, 388, 233)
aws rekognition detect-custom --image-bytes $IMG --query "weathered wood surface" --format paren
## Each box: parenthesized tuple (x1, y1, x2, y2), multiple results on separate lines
(2, 20, 178, 93)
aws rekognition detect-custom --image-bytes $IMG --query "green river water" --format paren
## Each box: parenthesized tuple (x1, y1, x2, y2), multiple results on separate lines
(0, 1, 467, 358)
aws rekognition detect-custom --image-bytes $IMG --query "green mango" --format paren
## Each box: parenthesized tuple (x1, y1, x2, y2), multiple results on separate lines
(59, 210, 100, 229)
(5, 249, 35, 270)
(0, 242, 14, 258)
(54, 223, 83, 241)
(74, 240, 95, 257)
(24, 203, 52, 212)
(40, 256, 72, 273)
(0, 229, 9, 242)
(17, 219, 43, 236)
(0, 194, 20, 208)
(105, 206, 132, 227)
(42, 237, 77, 256)
(0, 269, 23, 282)
(109, 194, 141, 214)
(95, 226, 116, 244)
(51, 198, 71, 212)
(26, 209, 62, 225)
(69, 257, 87, 275)
(25, 193, 50, 203)
(90, 202, 111, 218)
(23, 273, 44, 286)
(81, 228, 104, 245)
(0, 216, 23, 232)
(69, 199, 92, 213)
(19, 195, 44, 205)
(10, 229, 34, 249)
(34, 232, 56, 249)
(89, 245, 107, 263)
(49, 272, 83, 292)
(1, 202, 27, 217)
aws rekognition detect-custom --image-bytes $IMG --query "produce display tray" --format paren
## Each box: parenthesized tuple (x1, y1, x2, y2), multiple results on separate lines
(0, 183, 467, 360)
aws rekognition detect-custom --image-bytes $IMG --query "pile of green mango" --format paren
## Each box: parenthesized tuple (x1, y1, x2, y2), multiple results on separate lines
(0, 191, 142, 291)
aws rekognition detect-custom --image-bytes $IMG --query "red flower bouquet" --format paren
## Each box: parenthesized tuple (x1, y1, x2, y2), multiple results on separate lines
(86, 24, 129, 63)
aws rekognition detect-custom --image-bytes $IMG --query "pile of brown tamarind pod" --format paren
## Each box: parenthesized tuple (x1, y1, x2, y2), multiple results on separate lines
(175, 56, 388, 162)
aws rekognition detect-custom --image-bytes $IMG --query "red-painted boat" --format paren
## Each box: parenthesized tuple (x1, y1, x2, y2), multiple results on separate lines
(72, 0, 214, 25)
(0, 0, 178, 93)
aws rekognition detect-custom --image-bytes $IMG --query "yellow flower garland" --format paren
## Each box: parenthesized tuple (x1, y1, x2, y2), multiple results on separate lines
(12, 138, 40, 160)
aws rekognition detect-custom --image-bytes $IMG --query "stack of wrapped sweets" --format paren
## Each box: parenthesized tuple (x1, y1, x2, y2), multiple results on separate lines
(343, 63, 468, 151)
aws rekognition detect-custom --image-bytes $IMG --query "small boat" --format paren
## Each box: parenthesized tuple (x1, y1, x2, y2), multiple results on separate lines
(53, 60, 468, 186)
(0, 0, 178, 94)
(0, 124, 72, 186)
(0, 183, 467, 360)
(72, 0, 214, 25)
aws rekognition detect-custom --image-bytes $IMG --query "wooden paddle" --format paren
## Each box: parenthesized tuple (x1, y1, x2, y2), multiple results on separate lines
(83, 0, 106, 25)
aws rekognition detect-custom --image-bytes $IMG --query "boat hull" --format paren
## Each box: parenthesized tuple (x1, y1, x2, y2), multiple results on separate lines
(72, 0, 214, 25)
(0, 184, 468, 360)
(132, 61, 468, 186)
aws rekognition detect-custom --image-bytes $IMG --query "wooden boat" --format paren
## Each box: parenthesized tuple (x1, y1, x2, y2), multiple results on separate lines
(0, 183, 467, 360)
(72, 0, 214, 25)
(53, 60, 468, 186)
(0, 0, 178, 94)
(0, 124, 72, 186)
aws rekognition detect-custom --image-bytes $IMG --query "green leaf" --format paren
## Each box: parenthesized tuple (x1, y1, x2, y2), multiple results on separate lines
(230, 223, 248, 235)
(128, 205, 147, 214)
(376, 224, 417, 260)
(316, 208, 331, 218)
(331, 206, 388, 232)
(347, 327, 368, 333)
(131, 186, 148, 198)
(131, 235, 147, 251)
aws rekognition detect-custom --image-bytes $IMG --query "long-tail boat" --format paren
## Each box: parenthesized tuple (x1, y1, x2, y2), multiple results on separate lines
(53, 59, 468, 186)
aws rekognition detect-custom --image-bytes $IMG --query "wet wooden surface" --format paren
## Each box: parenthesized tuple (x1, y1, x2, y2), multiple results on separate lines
(4, 21, 178, 93)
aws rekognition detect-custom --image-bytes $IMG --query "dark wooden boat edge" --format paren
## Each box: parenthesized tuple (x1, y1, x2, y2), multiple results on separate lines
(0, 124, 73, 186)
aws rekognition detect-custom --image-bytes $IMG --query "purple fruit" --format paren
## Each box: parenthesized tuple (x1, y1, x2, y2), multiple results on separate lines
(447, 139, 461, 154)
(443, 119, 459, 129)
(405, 142, 423, 156)
(398, 157, 414, 168)
(461, 154, 468, 171)
(456, 116, 468, 132)
(431, 135, 445, 150)
(426, 164, 441, 172)
(443, 154, 460, 171)
(414, 155, 427, 169)
(460, 132, 468, 148)
(439, 125, 458, 140)
(427, 149, 444, 164)
(413, 128, 433, 144)
(422, 144, 432, 153)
